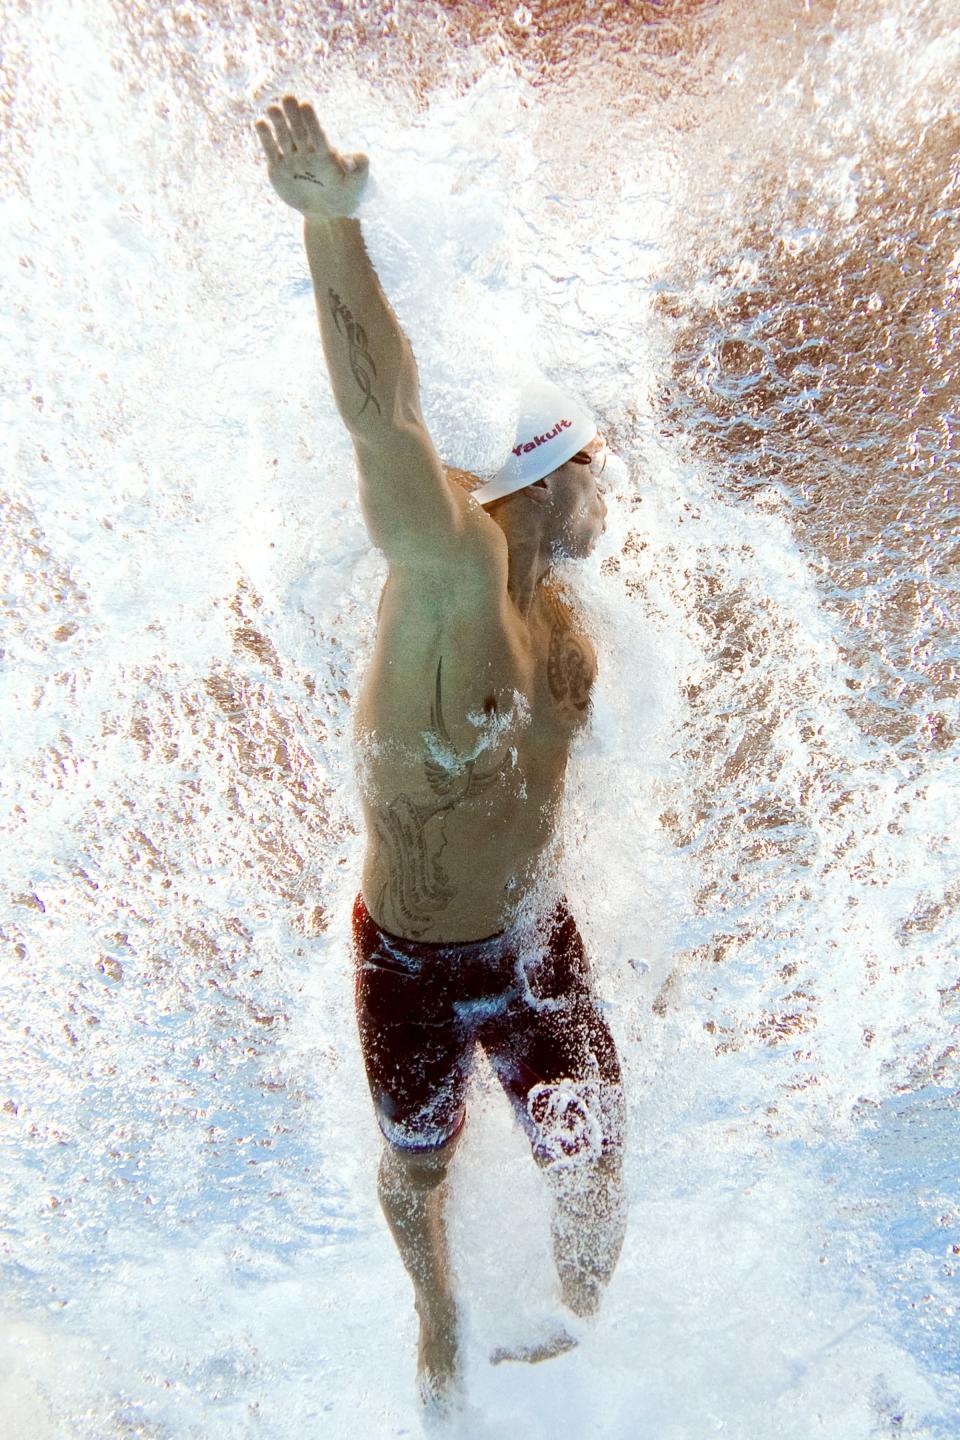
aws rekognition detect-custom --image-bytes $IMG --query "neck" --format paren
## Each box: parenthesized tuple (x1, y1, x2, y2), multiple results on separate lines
(505, 531, 550, 617)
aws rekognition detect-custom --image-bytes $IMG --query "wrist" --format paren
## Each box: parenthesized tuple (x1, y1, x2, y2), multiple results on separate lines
(304, 214, 360, 239)
(300, 172, 376, 229)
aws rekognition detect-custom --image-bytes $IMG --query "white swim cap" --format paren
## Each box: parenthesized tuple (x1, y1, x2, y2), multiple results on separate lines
(472, 378, 597, 506)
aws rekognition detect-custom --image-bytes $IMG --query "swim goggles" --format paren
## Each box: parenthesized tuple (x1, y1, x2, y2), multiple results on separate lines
(569, 436, 607, 477)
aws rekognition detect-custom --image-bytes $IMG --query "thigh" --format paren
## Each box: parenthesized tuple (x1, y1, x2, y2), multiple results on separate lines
(353, 901, 471, 1151)
(482, 906, 623, 1165)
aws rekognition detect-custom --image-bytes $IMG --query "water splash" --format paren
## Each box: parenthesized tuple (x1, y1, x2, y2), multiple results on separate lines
(1, 0, 957, 1435)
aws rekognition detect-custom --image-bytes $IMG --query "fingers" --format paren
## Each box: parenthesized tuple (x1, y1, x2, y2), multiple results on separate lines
(265, 103, 295, 157)
(301, 103, 328, 152)
(254, 119, 280, 165)
(257, 96, 330, 161)
(282, 94, 310, 151)
(255, 96, 362, 186)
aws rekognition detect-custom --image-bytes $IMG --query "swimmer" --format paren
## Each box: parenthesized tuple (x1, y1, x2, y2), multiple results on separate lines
(255, 96, 626, 1414)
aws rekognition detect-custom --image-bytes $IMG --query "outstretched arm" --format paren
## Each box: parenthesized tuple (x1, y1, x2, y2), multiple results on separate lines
(255, 97, 467, 566)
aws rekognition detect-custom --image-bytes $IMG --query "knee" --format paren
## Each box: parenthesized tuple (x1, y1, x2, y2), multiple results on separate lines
(379, 1126, 463, 1194)
(528, 1074, 625, 1173)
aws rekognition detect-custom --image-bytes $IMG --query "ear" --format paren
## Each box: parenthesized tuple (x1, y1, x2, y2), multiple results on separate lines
(523, 480, 552, 505)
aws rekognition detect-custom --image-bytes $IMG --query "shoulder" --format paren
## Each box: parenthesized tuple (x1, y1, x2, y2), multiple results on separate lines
(387, 473, 509, 598)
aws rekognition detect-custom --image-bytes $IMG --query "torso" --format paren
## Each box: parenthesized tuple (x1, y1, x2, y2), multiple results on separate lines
(355, 512, 596, 942)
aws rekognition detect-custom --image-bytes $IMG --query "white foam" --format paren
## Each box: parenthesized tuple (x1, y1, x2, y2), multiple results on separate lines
(1, 0, 957, 1434)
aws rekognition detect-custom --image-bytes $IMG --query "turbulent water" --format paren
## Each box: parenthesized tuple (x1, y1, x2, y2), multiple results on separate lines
(1, 1, 958, 1435)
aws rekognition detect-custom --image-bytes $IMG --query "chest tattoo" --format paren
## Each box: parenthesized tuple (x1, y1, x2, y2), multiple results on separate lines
(546, 597, 594, 713)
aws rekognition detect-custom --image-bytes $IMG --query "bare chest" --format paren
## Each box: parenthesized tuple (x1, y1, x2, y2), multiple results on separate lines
(356, 582, 595, 783)
(352, 578, 595, 937)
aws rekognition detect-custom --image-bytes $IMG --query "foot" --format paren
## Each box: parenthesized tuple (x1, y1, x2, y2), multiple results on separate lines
(416, 1300, 462, 1417)
(490, 1322, 579, 1365)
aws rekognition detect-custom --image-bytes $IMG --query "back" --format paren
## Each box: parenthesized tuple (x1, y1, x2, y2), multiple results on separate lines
(355, 498, 595, 941)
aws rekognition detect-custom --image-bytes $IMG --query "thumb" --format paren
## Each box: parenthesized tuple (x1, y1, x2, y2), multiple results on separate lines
(344, 151, 370, 180)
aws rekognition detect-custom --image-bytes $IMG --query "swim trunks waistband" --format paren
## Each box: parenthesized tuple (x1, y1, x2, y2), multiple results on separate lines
(356, 895, 511, 957)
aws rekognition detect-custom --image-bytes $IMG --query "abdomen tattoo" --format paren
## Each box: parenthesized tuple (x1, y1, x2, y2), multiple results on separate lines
(373, 659, 512, 937)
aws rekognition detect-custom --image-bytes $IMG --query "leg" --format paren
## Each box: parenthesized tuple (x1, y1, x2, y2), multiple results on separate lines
(377, 1129, 465, 1409)
(491, 1128, 626, 1366)
(535, 1116, 626, 1319)
(486, 906, 627, 1337)
(352, 897, 472, 1406)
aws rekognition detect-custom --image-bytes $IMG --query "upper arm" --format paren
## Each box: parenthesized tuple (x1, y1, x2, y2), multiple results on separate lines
(303, 220, 497, 576)
(353, 421, 499, 579)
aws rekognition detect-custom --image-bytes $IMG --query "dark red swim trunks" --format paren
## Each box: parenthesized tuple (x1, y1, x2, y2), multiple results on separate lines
(353, 895, 622, 1158)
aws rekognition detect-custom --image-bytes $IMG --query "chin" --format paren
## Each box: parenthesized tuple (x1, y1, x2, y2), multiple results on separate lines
(575, 521, 605, 559)
(554, 536, 594, 564)
(550, 510, 603, 562)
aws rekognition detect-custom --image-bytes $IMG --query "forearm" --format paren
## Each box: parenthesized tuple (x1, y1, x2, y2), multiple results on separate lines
(256, 96, 458, 554)
(304, 217, 424, 446)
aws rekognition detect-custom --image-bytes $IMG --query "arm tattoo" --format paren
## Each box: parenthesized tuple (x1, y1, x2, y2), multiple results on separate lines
(374, 658, 512, 937)
(546, 596, 594, 712)
(328, 288, 381, 416)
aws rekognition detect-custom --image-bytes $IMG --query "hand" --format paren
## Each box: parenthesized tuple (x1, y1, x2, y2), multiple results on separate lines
(255, 96, 370, 220)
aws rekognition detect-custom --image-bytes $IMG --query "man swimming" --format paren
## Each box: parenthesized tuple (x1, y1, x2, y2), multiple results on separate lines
(255, 96, 626, 1410)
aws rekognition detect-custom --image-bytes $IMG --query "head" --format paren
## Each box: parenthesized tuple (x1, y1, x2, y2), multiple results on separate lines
(486, 435, 608, 560)
(473, 378, 607, 561)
